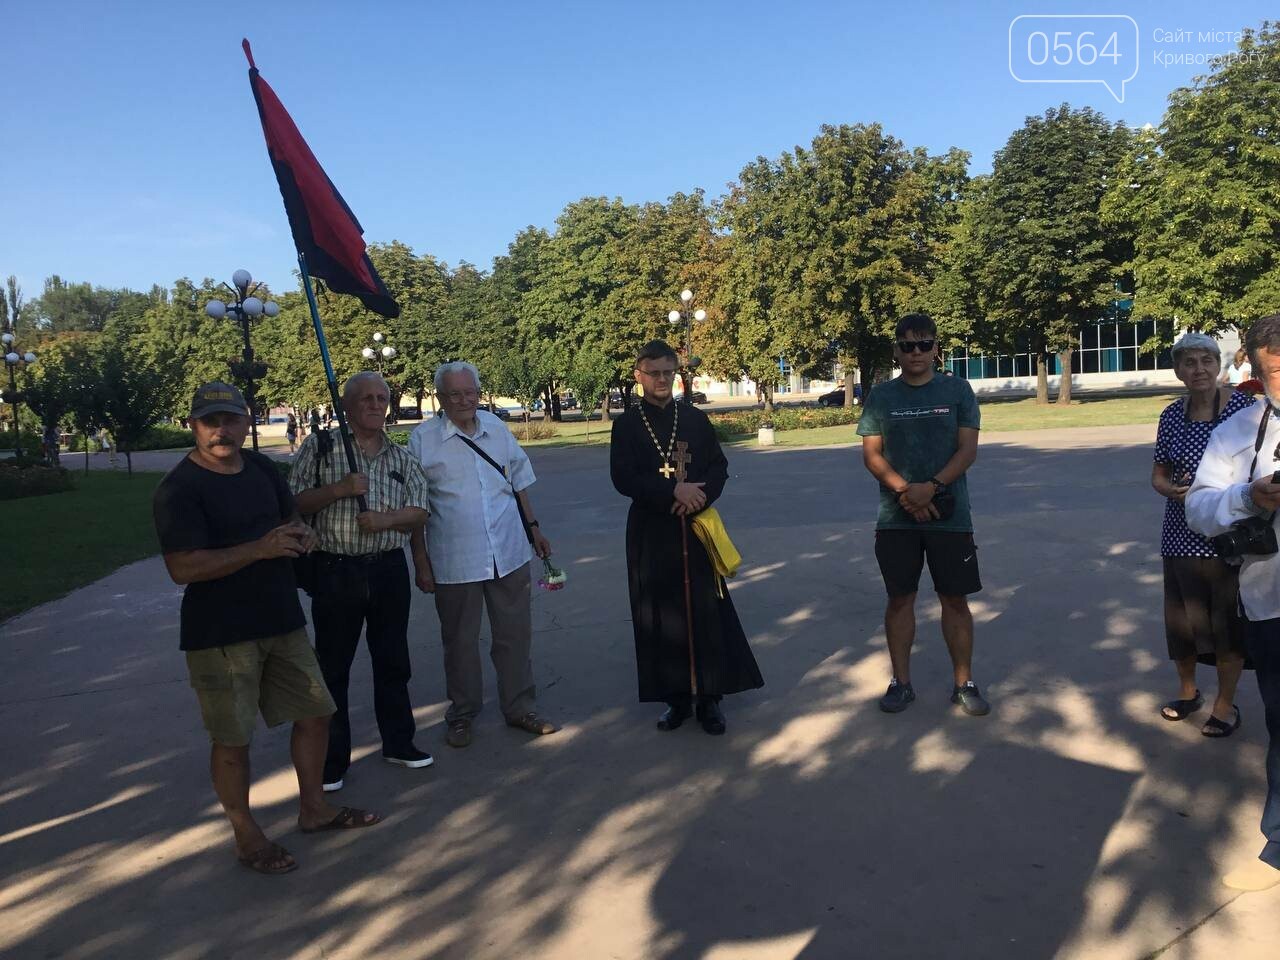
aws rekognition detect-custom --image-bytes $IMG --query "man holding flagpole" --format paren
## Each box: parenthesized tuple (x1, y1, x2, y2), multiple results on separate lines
(610, 340, 764, 734)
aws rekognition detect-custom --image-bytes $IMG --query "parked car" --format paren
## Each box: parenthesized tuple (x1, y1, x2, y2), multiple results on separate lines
(817, 386, 862, 407)
(396, 405, 424, 420)
(676, 391, 708, 404)
(488, 404, 511, 421)
(608, 391, 628, 410)
(560, 393, 579, 410)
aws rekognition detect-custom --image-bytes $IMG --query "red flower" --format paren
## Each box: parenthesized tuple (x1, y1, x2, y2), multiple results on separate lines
(1236, 378, 1265, 396)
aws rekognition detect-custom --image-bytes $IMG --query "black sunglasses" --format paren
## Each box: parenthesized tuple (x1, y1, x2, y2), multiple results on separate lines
(896, 339, 936, 353)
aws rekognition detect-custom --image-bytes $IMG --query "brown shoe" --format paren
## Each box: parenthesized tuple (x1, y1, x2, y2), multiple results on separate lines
(446, 718, 472, 748)
(506, 712, 560, 736)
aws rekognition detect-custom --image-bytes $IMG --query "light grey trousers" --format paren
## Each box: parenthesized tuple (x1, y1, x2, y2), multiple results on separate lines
(433, 563, 536, 722)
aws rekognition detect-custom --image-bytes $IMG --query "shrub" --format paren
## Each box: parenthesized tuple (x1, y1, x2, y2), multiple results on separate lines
(709, 406, 860, 440)
(388, 430, 411, 447)
(0, 427, 44, 459)
(0, 462, 75, 500)
(510, 419, 557, 441)
(68, 425, 193, 453)
(66, 434, 102, 453)
(128, 425, 193, 452)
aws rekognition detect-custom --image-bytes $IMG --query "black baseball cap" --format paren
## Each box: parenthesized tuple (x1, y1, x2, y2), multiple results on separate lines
(189, 381, 249, 420)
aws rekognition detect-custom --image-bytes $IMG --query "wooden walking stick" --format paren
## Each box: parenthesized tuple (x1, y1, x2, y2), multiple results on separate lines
(674, 440, 697, 698)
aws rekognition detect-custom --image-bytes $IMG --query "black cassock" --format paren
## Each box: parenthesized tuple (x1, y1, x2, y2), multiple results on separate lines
(609, 398, 764, 703)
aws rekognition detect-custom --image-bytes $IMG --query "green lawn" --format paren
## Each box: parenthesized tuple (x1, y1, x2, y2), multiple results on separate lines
(514, 393, 1180, 449)
(733, 393, 1179, 448)
(4, 471, 165, 622)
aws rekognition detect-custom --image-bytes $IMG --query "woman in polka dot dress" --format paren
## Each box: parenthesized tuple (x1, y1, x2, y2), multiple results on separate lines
(1153, 332, 1254, 737)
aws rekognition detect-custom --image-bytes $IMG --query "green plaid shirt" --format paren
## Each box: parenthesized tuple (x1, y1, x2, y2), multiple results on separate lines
(290, 429, 430, 555)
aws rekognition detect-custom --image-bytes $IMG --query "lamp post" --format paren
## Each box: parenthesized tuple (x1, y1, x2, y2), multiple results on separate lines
(667, 288, 707, 404)
(360, 331, 396, 374)
(205, 269, 279, 452)
(2, 335, 36, 465)
(361, 332, 398, 421)
(1, 330, 36, 466)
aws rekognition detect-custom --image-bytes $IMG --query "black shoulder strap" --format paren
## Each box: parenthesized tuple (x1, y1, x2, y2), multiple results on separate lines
(1248, 403, 1272, 482)
(455, 432, 534, 545)
(456, 432, 506, 477)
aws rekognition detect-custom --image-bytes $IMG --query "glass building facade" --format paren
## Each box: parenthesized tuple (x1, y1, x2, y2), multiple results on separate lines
(943, 315, 1176, 380)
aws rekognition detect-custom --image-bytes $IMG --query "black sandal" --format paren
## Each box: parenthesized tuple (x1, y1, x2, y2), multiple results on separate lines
(1202, 706, 1241, 738)
(1161, 691, 1204, 721)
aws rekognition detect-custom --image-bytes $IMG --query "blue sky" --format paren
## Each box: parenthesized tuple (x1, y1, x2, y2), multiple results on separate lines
(2, 0, 1273, 295)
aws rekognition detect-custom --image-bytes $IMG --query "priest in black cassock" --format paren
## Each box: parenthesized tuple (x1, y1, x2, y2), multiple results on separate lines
(609, 339, 764, 735)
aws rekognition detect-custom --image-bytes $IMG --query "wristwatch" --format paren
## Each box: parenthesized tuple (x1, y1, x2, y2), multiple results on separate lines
(929, 477, 945, 493)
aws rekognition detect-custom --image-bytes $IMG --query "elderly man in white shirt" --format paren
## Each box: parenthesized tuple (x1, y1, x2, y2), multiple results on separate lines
(408, 362, 559, 748)
(1186, 312, 1280, 894)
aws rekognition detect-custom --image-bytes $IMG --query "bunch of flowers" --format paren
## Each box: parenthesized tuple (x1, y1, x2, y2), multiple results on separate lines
(538, 557, 568, 591)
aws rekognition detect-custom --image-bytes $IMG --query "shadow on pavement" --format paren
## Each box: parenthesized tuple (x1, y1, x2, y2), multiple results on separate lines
(0, 433, 1271, 958)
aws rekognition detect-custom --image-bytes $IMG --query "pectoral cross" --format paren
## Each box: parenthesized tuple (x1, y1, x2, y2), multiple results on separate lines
(658, 462, 675, 479)
(674, 441, 692, 482)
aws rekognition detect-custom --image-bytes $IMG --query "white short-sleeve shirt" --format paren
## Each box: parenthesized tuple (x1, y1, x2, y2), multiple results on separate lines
(407, 411, 536, 584)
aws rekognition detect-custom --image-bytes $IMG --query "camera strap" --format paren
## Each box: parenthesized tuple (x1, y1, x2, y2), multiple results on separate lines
(1248, 404, 1272, 482)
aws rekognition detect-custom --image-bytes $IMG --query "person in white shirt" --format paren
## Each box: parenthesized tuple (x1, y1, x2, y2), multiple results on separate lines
(408, 362, 560, 748)
(1186, 313, 1280, 893)
(1223, 347, 1252, 386)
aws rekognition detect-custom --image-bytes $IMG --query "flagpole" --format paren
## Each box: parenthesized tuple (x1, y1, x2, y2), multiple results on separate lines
(299, 251, 369, 514)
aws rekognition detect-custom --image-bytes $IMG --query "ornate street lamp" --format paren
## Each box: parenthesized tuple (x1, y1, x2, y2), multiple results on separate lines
(360, 331, 397, 373)
(361, 331, 398, 420)
(205, 269, 279, 451)
(1, 330, 36, 465)
(667, 288, 707, 404)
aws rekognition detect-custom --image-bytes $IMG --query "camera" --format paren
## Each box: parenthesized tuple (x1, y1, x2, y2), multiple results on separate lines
(1211, 516, 1279, 558)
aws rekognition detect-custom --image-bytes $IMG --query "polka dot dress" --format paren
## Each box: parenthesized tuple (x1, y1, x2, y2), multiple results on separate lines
(1154, 391, 1255, 557)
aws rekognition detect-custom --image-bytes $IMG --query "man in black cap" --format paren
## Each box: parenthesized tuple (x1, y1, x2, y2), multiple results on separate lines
(152, 381, 381, 876)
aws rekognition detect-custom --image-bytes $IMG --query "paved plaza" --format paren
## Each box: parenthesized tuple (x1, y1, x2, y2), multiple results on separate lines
(2, 424, 1278, 959)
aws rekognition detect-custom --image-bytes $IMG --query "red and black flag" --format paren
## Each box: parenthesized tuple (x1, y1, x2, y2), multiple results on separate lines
(242, 39, 400, 318)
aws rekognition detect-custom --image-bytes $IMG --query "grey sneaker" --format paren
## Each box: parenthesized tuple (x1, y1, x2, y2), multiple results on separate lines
(951, 681, 990, 716)
(879, 679, 916, 713)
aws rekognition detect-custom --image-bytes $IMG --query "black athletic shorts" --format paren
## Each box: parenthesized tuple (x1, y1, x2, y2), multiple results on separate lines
(874, 528, 982, 598)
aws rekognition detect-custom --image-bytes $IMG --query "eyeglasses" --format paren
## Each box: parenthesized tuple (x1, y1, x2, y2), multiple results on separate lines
(636, 368, 677, 380)
(896, 339, 936, 353)
(443, 389, 479, 402)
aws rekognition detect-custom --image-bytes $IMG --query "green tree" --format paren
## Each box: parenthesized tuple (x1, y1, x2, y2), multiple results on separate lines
(25, 276, 150, 335)
(523, 199, 636, 419)
(717, 125, 967, 404)
(5, 276, 24, 337)
(60, 339, 108, 473)
(24, 335, 93, 462)
(561, 345, 615, 441)
(715, 155, 807, 413)
(489, 346, 554, 442)
(1109, 23, 1280, 337)
(256, 291, 332, 414)
(96, 327, 179, 475)
(972, 105, 1133, 404)
(604, 191, 721, 410)
(135, 278, 240, 416)
(443, 262, 502, 413)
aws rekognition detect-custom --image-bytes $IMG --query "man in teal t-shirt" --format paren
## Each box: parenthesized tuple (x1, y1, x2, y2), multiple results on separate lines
(856, 313, 989, 717)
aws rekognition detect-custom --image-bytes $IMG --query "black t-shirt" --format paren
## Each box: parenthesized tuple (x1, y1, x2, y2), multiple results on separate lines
(152, 449, 306, 651)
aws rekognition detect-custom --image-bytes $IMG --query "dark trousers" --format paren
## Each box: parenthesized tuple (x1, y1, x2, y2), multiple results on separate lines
(1244, 618, 1280, 868)
(311, 549, 416, 782)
